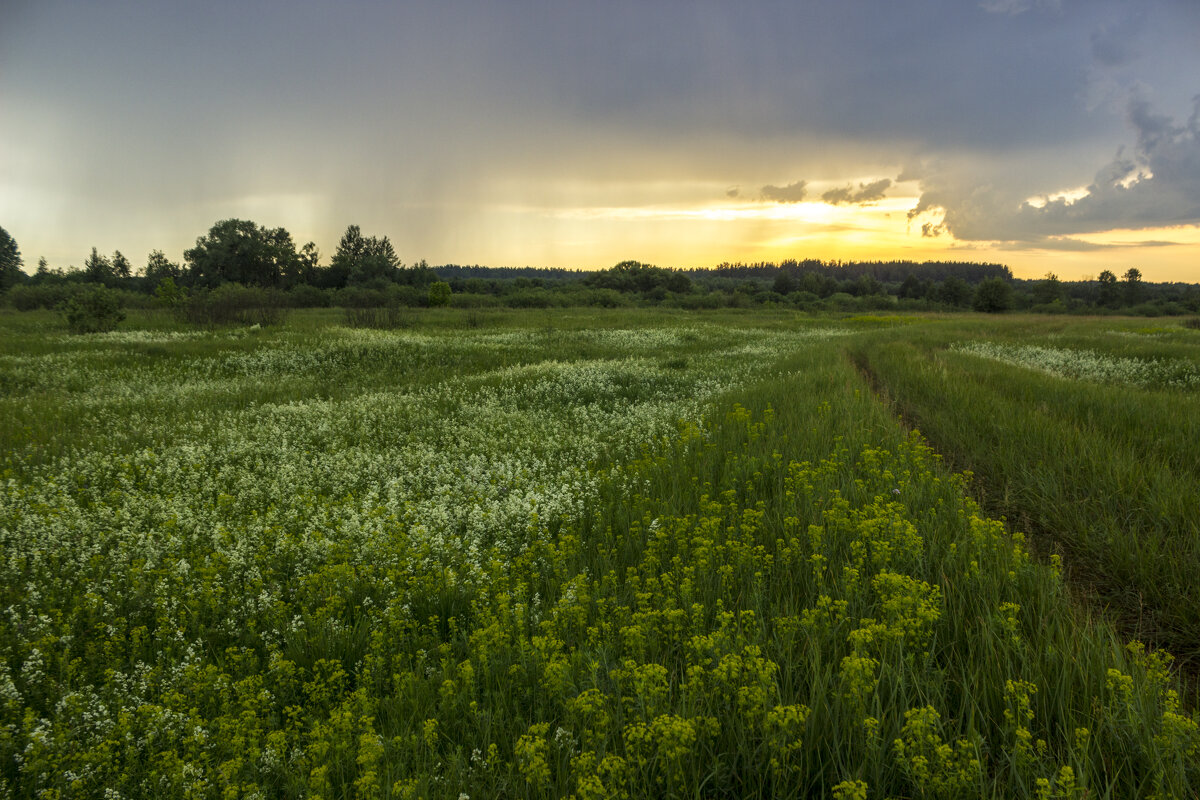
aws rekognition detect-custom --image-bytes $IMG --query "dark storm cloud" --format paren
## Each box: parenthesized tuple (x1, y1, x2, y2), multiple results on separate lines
(911, 94, 1200, 243)
(761, 181, 808, 203)
(1022, 97, 1200, 231)
(822, 179, 892, 206)
(2, 0, 1200, 266)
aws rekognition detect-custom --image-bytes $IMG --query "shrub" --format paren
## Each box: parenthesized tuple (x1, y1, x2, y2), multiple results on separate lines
(60, 286, 126, 334)
(678, 291, 724, 310)
(287, 284, 332, 308)
(560, 287, 628, 308)
(155, 277, 184, 309)
(336, 286, 391, 309)
(9, 284, 72, 311)
(179, 284, 287, 326)
(343, 306, 411, 329)
(972, 278, 1012, 313)
(449, 292, 502, 309)
(505, 289, 556, 308)
(427, 281, 452, 307)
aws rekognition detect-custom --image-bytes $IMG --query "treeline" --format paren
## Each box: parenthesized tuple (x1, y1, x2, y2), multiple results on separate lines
(708, 258, 1012, 284)
(2, 221, 1199, 318)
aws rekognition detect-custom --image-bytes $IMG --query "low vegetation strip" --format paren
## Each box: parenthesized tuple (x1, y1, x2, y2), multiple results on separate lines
(0, 313, 1196, 797)
(952, 340, 1200, 390)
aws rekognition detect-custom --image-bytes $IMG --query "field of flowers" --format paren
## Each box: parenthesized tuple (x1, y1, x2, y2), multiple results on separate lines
(1, 310, 1197, 798)
(951, 340, 1200, 390)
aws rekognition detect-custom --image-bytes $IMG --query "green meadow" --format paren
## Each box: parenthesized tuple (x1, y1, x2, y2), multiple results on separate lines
(1, 308, 1197, 798)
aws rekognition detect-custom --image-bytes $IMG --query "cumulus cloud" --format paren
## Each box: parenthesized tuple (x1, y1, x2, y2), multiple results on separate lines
(821, 178, 892, 205)
(909, 94, 1200, 243)
(761, 180, 808, 203)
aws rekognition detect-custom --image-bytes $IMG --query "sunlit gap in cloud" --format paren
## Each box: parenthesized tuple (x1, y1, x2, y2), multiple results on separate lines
(1023, 186, 1091, 209)
(548, 195, 916, 227)
(513, 193, 946, 267)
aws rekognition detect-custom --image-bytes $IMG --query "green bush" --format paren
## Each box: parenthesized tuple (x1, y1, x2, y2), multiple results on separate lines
(449, 292, 502, 309)
(179, 284, 287, 326)
(427, 281, 452, 307)
(505, 288, 557, 308)
(154, 277, 184, 309)
(678, 291, 724, 310)
(60, 286, 126, 334)
(972, 277, 1012, 313)
(286, 284, 332, 308)
(9, 284, 72, 311)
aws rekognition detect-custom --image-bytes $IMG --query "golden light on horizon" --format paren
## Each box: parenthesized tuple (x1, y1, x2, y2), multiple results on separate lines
(516, 191, 952, 268)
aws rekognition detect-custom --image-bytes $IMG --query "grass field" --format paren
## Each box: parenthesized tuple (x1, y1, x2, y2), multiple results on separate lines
(1, 308, 1197, 798)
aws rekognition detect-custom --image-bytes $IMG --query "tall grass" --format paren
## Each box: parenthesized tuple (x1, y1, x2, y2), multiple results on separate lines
(852, 322, 1200, 669)
(0, 311, 1195, 797)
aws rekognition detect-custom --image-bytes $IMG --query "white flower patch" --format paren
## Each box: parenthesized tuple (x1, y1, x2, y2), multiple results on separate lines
(951, 341, 1200, 389)
(53, 329, 211, 345)
(0, 320, 850, 781)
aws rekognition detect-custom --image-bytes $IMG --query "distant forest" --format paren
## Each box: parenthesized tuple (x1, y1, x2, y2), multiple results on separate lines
(2, 219, 1198, 317)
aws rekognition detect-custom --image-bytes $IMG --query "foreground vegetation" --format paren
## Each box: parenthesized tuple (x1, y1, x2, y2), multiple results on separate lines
(852, 316, 1200, 667)
(0, 309, 1197, 797)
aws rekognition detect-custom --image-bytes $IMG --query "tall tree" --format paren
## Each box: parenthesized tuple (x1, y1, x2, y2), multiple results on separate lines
(773, 271, 797, 295)
(972, 277, 1012, 312)
(1123, 267, 1143, 306)
(0, 225, 24, 291)
(1033, 272, 1062, 305)
(144, 250, 183, 282)
(84, 247, 113, 284)
(184, 219, 301, 288)
(329, 224, 401, 287)
(111, 250, 132, 280)
(897, 273, 923, 299)
(298, 242, 320, 284)
(1097, 269, 1119, 307)
(936, 276, 972, 307)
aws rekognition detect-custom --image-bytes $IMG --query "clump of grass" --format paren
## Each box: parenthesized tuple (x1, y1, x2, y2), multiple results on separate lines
(343, 305, 411, 329)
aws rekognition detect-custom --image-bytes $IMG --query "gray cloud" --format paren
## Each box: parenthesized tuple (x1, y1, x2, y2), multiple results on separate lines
(994, 237, 1179, 251)
(821, 179, 892, 205)
(980, 0, 1060, 15)
(3, 1, 1200, 269)
(1090, 12, 1146, 68)
(910, 94, 1200, 243)
(761, 181, 808, 203)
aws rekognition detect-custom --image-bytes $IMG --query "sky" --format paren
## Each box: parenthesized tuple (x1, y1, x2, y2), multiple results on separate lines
(2, 0, 1199, 281)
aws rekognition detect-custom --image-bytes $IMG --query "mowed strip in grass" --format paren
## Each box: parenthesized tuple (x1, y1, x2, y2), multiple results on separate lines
(0, 310, 1196, 798)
